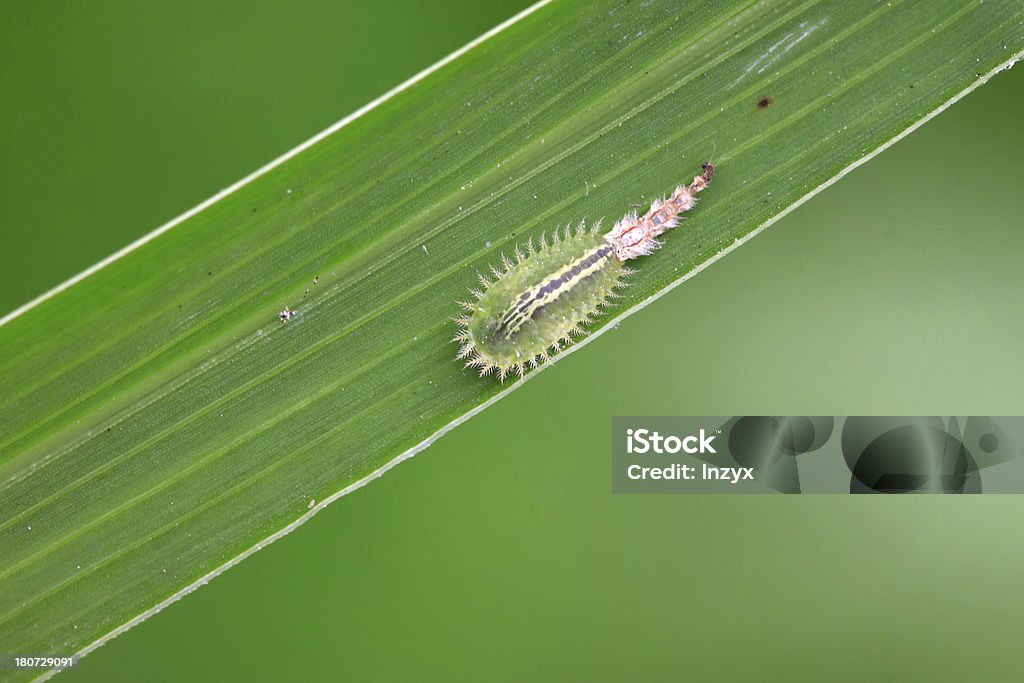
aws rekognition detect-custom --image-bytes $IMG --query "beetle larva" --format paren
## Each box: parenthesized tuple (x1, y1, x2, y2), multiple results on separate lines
(454, 162, 714, 381)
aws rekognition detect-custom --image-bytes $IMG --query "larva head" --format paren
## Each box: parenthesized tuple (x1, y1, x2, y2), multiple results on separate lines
(690, 162, 714, 193)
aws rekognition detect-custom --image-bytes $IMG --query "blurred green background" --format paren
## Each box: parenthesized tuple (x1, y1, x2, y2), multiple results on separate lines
(3, 1, 1024, 681)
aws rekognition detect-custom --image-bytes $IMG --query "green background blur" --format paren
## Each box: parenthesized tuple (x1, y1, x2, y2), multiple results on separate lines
(3, 1, 1024, 681)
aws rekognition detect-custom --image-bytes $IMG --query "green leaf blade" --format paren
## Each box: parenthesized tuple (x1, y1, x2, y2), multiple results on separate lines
(1, 0, 1022, 674)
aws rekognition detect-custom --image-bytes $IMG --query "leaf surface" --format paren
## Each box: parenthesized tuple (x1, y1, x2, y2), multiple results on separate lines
(1, 0, 1021, 674)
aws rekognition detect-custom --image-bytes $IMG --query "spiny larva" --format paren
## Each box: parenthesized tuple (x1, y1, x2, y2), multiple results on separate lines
(454, 162, 715, 381)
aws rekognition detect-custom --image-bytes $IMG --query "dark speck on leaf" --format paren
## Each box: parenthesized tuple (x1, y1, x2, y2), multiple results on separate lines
(757, 97, 772, 109)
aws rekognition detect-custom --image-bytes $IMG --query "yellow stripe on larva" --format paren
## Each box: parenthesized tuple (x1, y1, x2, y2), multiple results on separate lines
(497, 243, 614, 339)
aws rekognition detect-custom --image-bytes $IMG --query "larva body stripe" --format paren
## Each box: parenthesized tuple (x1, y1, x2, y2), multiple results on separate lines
(463, 226, 623, 378)
(498, 243, 615, 339)
(455, 163, 714, 381)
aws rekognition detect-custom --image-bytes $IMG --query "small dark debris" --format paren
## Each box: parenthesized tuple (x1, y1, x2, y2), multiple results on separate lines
(757, 97, 772, 109)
